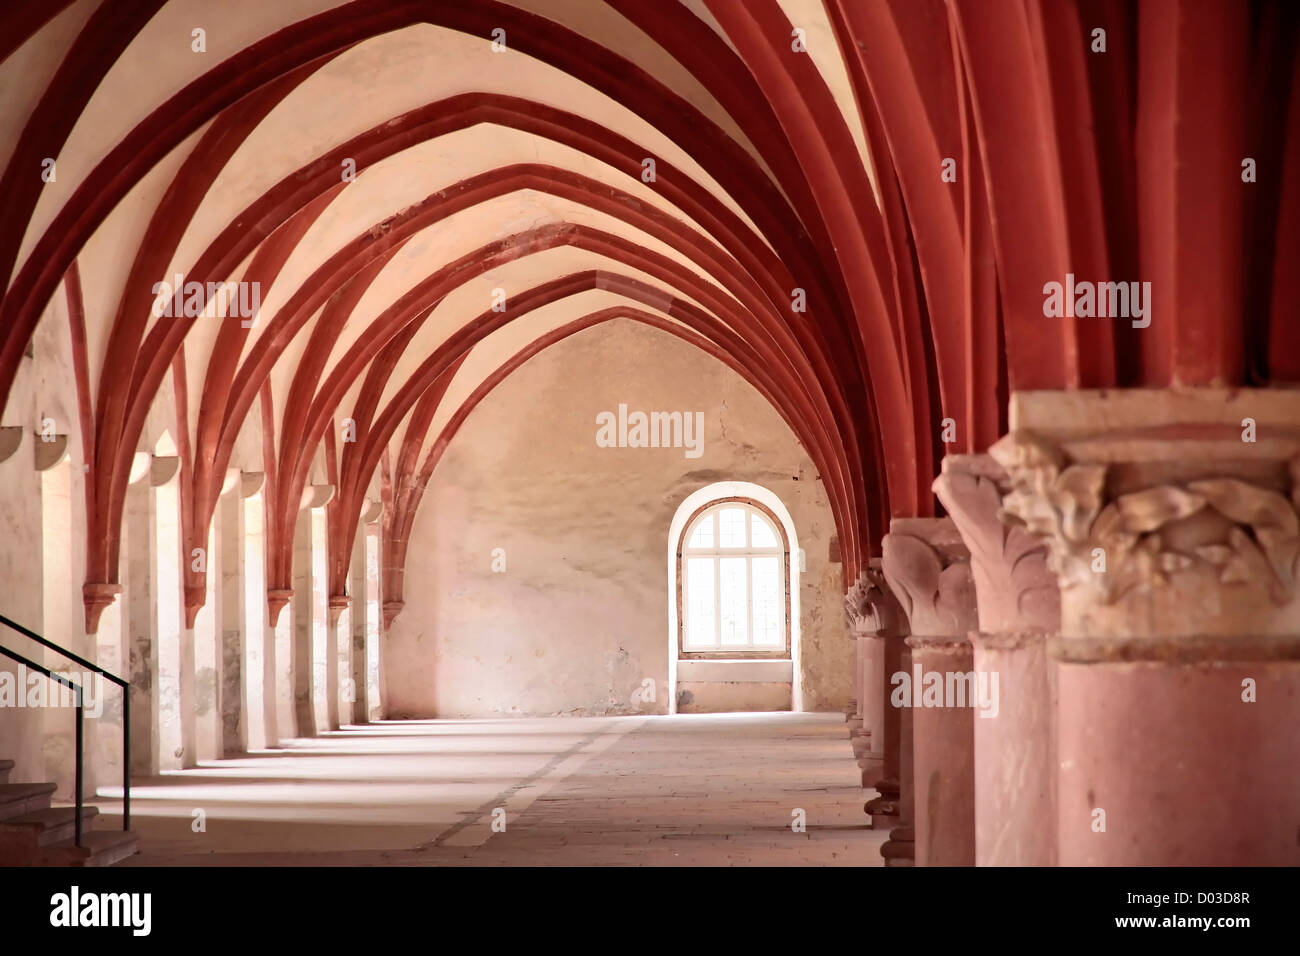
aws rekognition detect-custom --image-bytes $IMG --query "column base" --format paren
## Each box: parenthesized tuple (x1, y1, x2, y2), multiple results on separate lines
(850, 728, 871, 758)
(866, 778, 899, 829)
(881, 826, 914, 866)
(858, 754, 883, 789)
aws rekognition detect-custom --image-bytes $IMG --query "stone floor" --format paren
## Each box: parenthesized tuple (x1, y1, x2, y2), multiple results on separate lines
(96, 711, 885, 866)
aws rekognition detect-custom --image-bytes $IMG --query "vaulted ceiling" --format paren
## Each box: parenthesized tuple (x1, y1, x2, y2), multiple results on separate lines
(1, 0, 1297, 631)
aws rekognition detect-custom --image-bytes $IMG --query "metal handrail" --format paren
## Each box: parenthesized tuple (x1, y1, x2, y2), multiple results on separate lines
(0, 644, 85, 845)
(0, 612, 130, 845)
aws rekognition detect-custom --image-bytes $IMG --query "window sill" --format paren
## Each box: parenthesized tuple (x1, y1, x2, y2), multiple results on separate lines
(675, 659, 793, 683)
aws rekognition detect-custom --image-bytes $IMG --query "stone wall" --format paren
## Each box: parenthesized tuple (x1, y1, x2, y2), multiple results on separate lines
(385, 319, 850, 717)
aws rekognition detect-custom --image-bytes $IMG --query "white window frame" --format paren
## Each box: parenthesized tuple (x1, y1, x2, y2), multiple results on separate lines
(679, 501, 788, 656)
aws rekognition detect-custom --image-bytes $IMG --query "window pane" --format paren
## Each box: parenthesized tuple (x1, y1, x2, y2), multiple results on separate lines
(751, 556, 782, 646)
(718, 507, 747, 548)
(687, 515, 713, 549)
(681, 504, 788, 655)
(686, 558, 716, 646)
(750, 513, 778, 548)
(719, 556, 748, 644)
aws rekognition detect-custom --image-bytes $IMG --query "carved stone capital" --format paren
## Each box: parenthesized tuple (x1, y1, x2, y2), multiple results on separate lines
(240, 471, 265, 498)
(933, 454, 1060, 635)
(382, 600, 404, 629)
(149, 455, 180, 486)
(328, 594, 352, 627)
(300, 483, 335, 510)
(881, 518, 977, 638)
(845, 562, 907, 636)
(0, 425, 22, 463)
(83, 582, 122, 634)
(990, 389, 1300, 641)
(34, 433, 68, 471)
(267, 588, 294, 627)
(184, 584, 206, 629)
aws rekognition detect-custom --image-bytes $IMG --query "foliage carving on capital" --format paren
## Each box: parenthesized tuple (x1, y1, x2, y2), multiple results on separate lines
(990, 431, 1300, 608)
(880, 528, 976, 637)
(845, 567, 905, 634)
(933, 463, 1059, 633)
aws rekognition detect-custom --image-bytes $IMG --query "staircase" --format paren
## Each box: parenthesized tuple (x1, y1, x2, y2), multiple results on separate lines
(0, 758, 138, 866)
(1, 613, 138, 867)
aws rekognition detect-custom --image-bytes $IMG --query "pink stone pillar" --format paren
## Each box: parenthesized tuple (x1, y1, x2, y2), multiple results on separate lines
(968, 632, 1054, 863)
(993, 388, 1300, 866)
(880, 643, 913, 865)
(881, 519, 977, 866)
(907, 636, 975, 866)
(865, 627, 903, 821)
(844, 618, 862, 733)
(853, 634, 881, 763)
(329, 596, 353, 726)
(843, 621, 865, 745)
(846, 564, 907, 831)
(935, 454, 1061, 865)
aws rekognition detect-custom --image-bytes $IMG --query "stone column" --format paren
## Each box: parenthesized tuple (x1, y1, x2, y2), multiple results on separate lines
(0, 428, 44, 786)
(91, 588, 126, 799)
(881, 518, 978, 866)
(843, 595, 862, 733)
(331, 597, 353, 726)
(846, 562, 906, 831)
(149, 456, 185, 772)
(220, 472, 268, 753)
(934, 454, 1061, 866)
(843, 601, 869, 759)
(880, 644, 914, 865)
(269, 590, 294, 744)
(349, 527, 370, 724)
(190, 522, 221, 764)
(292, 496, 333, 737)
(124, 480, 155, 774)
(292, 512, 314, 738)
(854, 633, 877, 764)
(350, 499, 384, 723)
(992, 389, 1300, 866)
(366, 525, 386, 720)
(219, 476, 246, 754)
(843, 623, 863, 738)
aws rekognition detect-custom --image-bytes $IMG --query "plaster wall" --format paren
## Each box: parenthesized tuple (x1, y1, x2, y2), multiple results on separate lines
(385, 319, 850, 717)
(0, 294, 94, 794)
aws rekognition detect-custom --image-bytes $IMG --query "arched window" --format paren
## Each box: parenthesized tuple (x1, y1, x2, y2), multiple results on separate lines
(678, 499, 789, 657)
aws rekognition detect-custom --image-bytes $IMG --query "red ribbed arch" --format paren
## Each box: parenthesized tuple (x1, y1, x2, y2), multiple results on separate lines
(72, 98, 878, 613)
(0, 0, 854, 430)
(703, 0, 922, 519)
(94, 118, 876, 616)
(253, 241, 864, 602)
(204, 210, 864, 582)
(375, 306, 837, 618)
(278, 269, 861, 619)
(0, 0, 914, 634)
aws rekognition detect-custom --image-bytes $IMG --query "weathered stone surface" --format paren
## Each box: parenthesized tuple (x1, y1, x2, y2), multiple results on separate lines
(934, 454, 1059, 866)
(995, 389, 1300, 866)
(385, 321, 849, 718)
(933, 454, 1058, 636)
(881, 518, 976, 866)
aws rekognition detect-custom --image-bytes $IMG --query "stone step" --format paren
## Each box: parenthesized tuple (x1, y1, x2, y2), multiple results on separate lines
(40, 829, 139, 867)
(0, 804, 99, 847)
(0, 782, 56, 820)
